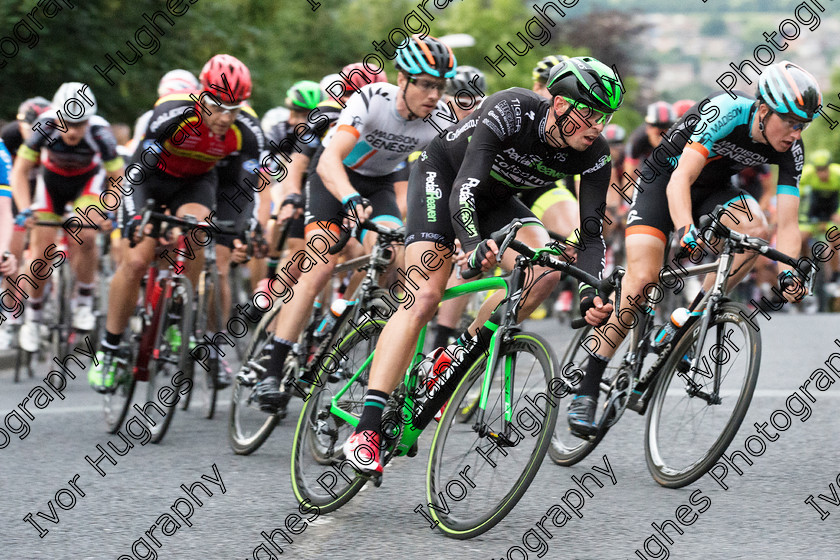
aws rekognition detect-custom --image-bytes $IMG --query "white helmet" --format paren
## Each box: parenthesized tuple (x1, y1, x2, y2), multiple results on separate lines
(52, 82, 97, 123)
(158, 69, 199, 97)
(261, 106, 291, 136)
(319, 73, 343, 96)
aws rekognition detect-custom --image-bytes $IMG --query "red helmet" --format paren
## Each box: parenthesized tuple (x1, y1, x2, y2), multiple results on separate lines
(341, 62, 387, 93)
(199, 54, 252, 103)
(673, 99, 695, 118)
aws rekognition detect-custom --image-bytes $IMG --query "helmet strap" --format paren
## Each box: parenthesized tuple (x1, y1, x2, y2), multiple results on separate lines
(401, 79, 420, 121)
(757, 107, 774, 148)
(549, 102, 576, 148)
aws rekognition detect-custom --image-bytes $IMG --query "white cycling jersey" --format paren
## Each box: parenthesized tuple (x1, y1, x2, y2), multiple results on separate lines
(323, 82, 455, 177)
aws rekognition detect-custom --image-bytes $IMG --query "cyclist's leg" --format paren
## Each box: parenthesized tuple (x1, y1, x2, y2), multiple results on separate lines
(531, 185, 580, 240)
(568, 179, 669, 435)
(257, 169, 345, 405)
(69, 180, 108, 330)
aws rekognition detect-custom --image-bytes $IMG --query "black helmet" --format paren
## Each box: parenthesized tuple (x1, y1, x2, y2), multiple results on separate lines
(445, 66, 486, 96)
(547, 56, 624, 114)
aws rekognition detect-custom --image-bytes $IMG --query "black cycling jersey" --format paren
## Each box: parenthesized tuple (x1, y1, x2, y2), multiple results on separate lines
(626, 90, 804, 239)
(409, 87, 612, 280)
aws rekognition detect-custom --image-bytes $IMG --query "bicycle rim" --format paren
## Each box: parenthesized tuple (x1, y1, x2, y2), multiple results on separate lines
(645, 301, 760, 488)
(188, 271, 217, 418)
(290, 318, 384, 513)
(427, 332, 558, 539)
(229, 304, 282, 455)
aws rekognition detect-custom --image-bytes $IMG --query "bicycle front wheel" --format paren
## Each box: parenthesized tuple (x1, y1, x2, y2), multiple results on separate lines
(645, 301, 760, 488)
(426, 332, 558, 539)
(228, 302, 282, 455)
(146, 279, 193, 444)
(290, 318, 384, 514)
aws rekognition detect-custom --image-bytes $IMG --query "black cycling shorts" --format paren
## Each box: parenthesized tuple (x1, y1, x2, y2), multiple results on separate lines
(405, 139, 538, 247)
(304, 161, 403, 239)
(121, 168, 217, 233)
(625, 170, 757, 243)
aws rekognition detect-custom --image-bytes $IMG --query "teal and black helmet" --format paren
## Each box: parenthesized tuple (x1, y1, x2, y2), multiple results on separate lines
(547, 56, 624, 114)
(394, 35, 457, 79)
(757, 61, 822, 121)
(286, 80, 324, 111)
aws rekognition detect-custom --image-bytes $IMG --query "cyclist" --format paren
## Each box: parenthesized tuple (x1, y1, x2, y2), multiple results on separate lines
(0, 97, 50, 346)
(799, 149, 840, 301)
(129, 69, 200, 153)
(11, 83, 123, 352)
(625, 101, 676, 184)
(343, 56, 624, 476)
(252, 35, 459, 411)
(0, 139, 16, 277)
(87, 54, 263, 393)
(569, 61, 822, 436)
(445, 65, 487, 121)
(672, 99, 695, 119)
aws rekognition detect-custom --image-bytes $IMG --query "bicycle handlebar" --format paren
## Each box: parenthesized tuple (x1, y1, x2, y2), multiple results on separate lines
(130, 199, 239, 248)
(327, 220, 405, 255)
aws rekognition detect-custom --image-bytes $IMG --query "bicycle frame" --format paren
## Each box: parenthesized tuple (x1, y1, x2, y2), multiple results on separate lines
(326, 274, 510, 458)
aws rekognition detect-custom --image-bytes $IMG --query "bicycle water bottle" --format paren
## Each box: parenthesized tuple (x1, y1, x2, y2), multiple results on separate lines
(314, 299, 349, 339)
(652, 307, 690, 351)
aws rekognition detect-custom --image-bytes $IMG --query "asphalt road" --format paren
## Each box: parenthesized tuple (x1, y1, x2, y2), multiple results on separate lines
(1, 312, 839, 560)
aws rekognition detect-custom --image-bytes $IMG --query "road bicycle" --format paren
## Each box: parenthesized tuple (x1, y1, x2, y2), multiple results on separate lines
(548, 206, 814, 488)
(102, 204, 237, 442)
(229, 220, 404, 454)
(289, 219, 620, 539)
(14, 220, 106, 382)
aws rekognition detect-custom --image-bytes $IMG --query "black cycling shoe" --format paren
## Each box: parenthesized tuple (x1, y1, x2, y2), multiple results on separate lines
(568, 395, 598, 438)
(255, 376, 285, 412)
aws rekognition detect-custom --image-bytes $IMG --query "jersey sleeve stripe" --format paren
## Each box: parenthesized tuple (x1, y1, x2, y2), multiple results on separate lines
(349, 149, 377, 170)
(103, 157, 124, 173)
(777, 184, 799, 197)
(17, 144, 40, 163)
(688, 142, 709, 158)
(337, 124, 360, 139)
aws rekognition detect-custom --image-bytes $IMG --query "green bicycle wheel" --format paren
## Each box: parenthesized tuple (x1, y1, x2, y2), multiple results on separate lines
(426, 332, 558, 539)
(290, 318, 384, 514)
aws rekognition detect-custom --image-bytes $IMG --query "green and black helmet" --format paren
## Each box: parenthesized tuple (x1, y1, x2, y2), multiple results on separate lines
(285, 80, 324, 111)
(547, 56, 624, 115)
(532, 54, 568, 85)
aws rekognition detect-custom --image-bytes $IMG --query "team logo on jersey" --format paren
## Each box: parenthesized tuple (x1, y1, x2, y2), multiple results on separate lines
(626, 209, 642, 224)
(525, 111, 535, 121)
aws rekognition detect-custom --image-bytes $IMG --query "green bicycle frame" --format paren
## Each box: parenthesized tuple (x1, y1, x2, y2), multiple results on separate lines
(326, 274, 511, 457)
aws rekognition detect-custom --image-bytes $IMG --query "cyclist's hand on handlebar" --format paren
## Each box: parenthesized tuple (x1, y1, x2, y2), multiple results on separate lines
(278, 193, 303, 224)
(580, 288, 613, 327)
(14, 209, 35, 230)
(342, 194, 372, 229)
(463, 239, 499, 276)
(232, 238, 250, 264)
(674, 223, 702, 259)
(0, 252, 17, 276)
(777, 269, 807, 303)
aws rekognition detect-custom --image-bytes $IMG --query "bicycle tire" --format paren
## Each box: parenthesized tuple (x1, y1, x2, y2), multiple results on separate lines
(228, 302, 282, 455)
(645, 301, 760, 488)
(184, 269, 218, 418)
(548, 325, 631, 467)
(103, 357, 137, 434)
(145, 278, 193, 444)
(290, 318, 384, 514)
(426, 332, 558, 539)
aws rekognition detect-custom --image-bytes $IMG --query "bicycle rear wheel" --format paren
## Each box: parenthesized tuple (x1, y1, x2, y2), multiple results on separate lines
(547, 323, 623, 466)
(645, 301, 760, 488)
(290, 318, 384, 514)
(229, 302, 282, 455)
(426, 332, 558, 539)
(146, 278, 193, 444)
(103, 354, 136, 434)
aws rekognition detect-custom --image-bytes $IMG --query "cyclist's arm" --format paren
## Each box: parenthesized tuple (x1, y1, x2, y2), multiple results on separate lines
(665, 146, 705, 231)
(575, 154, 611, 280)
(316, 129, 359, 203)
(0, 143, 12, 258)
(776, 193, 801, 274)
(10, 151, 37, 211)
